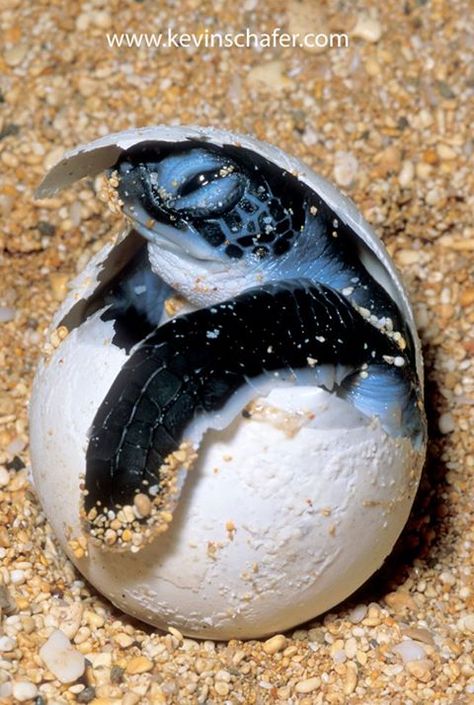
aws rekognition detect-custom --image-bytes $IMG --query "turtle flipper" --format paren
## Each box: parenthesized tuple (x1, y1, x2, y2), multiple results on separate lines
(97, 244, 173, 352)
(84, 280, 423, 549)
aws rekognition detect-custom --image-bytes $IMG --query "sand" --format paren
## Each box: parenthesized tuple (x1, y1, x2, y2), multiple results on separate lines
(0, 0, 473, 703)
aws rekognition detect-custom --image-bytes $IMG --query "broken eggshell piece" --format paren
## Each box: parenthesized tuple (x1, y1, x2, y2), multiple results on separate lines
(30, 126, 426, 639)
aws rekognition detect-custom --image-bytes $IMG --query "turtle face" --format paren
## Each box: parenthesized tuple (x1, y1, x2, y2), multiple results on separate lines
(113, 141, 412, 347)
(115, 143, 304, 266)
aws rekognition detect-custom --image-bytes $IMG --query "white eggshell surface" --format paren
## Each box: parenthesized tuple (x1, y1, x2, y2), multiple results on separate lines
(30, 244, 423, 640)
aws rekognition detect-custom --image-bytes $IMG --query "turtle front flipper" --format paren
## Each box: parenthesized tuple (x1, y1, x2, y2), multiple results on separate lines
(84, 281, 423, 551)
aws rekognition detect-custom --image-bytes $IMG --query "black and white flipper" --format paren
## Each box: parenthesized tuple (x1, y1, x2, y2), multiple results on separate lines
(84, 281, 422, 549)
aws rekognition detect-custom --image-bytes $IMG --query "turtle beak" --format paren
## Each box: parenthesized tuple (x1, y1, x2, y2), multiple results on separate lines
(123, 201, 225, 263)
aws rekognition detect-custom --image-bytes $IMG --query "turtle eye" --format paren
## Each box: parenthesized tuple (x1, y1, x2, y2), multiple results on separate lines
(119, 148, 247, 221)
(179, 169, 220, 197)
(171, 171, 246, 218)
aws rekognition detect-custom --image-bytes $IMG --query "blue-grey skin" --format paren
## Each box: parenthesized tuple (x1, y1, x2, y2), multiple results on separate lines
(84, 141, 425, 520)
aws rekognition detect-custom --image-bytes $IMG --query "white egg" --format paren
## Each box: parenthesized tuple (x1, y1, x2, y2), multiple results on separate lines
(30, 126, 426, 639)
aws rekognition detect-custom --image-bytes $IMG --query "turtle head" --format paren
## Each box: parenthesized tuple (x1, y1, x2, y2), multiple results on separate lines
(115, 142, 305, 260)
(114, 142, 306, 303)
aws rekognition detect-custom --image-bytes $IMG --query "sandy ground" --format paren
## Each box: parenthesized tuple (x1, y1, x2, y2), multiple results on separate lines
(0, 0, 473, 703)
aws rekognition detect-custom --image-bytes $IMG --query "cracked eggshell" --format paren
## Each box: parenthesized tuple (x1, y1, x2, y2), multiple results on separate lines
(37, 125, 423, 383)
(30, 127, 426, 640)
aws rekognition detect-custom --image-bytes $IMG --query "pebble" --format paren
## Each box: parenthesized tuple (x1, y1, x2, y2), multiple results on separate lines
(364, 57, 382, 77)
(114, 633, 134, 648)
(110, 664, 125, 683)
(348, 604, 367, 623)
(10, 569, 26, 585)
(400, 627, 435, 646)
(440, 570, 456, 586)
(287, 0, 329, 53)
(49, 273, 69, 301)
(168, 626, 184, 642)
(122, 694, 141, 705)
(215, 669, 231, 682)
(0, 306, 16, 322)
(375, 145, 401, 176)
(426, 187, 444, 206)
(344, 662, 358, 695)
(418, 109, 434, 127)
(6, 435, 26, 456)
(416, 162, 432, 180)
(133, 493, 152, 518)
(344, 637, 358, 659)
(85, 610, 105, 629)
(295, 676, 321, 694)
(76, 13, 90, 31)
(392, 639, 426, 663)
(12, 681, 38, 702)
(457, 614, 474, 633)
(263, 634, 287, 654)
(125, 656, 154, 674)
(0, 683, 12, 698)
(460, 288, 474, 306)
(363, 604, 383, 626)
(76, 686, 96, 703)
(0, 391, 15, 415)
(0, 1, 472, 703)
(39, 629, 85, 683)
(214, 681, 230, 696)
(352, 14, 383, 43)
(405, 658, 433, 682)
(85, 652, 112, 669)
(384, 590, 417, 612)
(0, 585, 16, 615)
(334, 151, 358, 187)
(398, 160, 415, 188)
(4, 44, 28, 66)
(247, 61, 290, 92)
(0, 635, 16, 651)
(90, 10, 112, 29)
(397, 249, 420, 266)
(54, 601, 83, 639)
(0, 467, 10, 486)
(438, 412, 455, 434)
(9, 468, 28, 490)
(437, 143, 457, 160)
